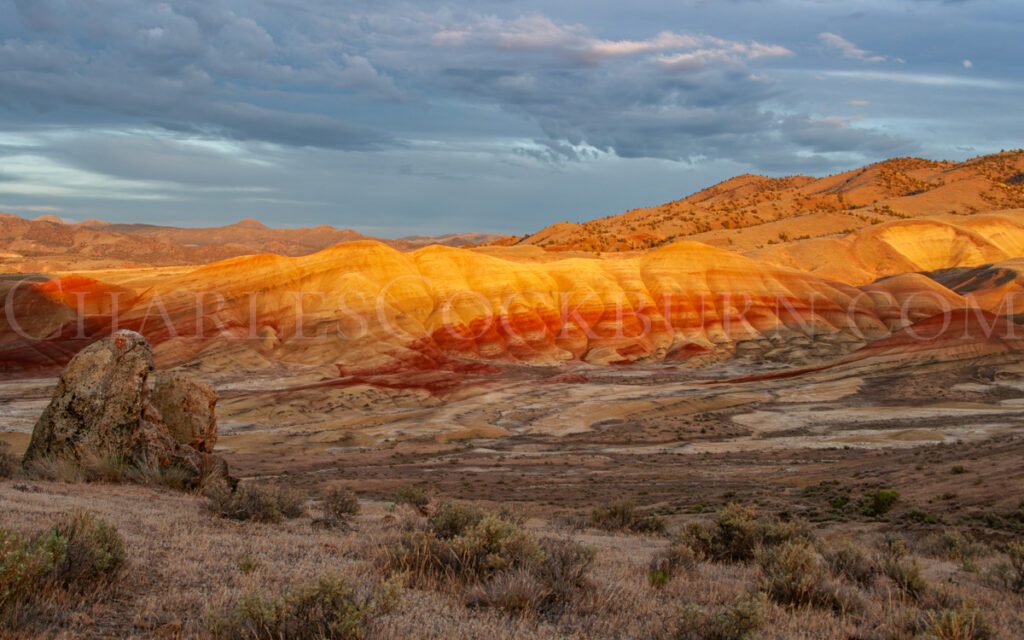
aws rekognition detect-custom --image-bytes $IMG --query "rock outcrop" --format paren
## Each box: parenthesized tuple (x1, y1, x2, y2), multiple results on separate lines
(151, 371, 218, 452)
(22, 330, 230, 488)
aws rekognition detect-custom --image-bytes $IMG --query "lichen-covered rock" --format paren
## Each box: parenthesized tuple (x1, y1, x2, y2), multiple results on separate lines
(23, 330, 153, 464)
(22, 330, 230, 488)
(151, 371, 218, 451)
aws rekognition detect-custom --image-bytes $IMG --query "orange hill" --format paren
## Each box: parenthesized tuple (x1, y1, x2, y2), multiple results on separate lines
(0, 239, 973, 383)
(519, 151, 1024, 252)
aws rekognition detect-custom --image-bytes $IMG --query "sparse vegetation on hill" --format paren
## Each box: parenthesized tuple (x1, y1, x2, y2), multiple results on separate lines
(3, 478, 1024, 638)
(518, 150, 1024, 252)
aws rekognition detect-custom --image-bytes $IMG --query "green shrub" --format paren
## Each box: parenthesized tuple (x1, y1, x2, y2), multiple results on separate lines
(1, 512, 125, 626)
(680, 503, 810, 563)
(206, 574, 398, 640)
(392, 485, 429, 512)
(861, 490, 899, 517)
(951, 465, 968, 475)
(428, 501, 484, 539)
(52, 512, 126, 586)
(674, 593, 766, 640)
(588, 500, 666, 534)
(206, 483, 306, 523)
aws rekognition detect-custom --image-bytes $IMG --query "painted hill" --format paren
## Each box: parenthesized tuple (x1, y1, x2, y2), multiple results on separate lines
(519, 151, 1024, 252)
(748, 211, 1024, 284)
(0, 238, 968, 383)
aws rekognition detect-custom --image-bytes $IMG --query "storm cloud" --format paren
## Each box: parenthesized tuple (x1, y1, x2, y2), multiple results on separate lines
(0, 0, 1020, 233)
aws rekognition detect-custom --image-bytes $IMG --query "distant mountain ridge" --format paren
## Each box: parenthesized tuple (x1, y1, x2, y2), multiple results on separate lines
(0, 214, 511, 272)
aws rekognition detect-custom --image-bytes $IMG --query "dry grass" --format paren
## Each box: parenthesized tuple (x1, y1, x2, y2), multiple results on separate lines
(1, 481, 1023, 639)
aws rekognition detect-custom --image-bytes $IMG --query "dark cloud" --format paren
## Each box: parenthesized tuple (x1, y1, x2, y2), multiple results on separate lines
(0, 0, 1020, 232)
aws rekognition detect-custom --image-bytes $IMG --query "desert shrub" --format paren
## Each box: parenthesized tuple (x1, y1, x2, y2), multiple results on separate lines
(758, 541, 822, 607)
(988, 539, 1024, 593)
(951, 465, 968, 475)
(52, 512, 126, 587)
(383, 511, 542, 586)
(531, 538, 595, 611)
(206, 483, 306, 523)
(206, 574, 398, 640)
(382, 507, 593, 615)
(465, 569, 546, 613)
(0, 512, 125, 626)
(861, 490, 900, 517)
(428, 501, 485, 539)
(823, 540, 879, 587)
(879, 538, 928, 599)
(920, 601, 993, 640)
(1, 529, 64, 619)
(674, 593, 766, 640)
(649, 542, 700, 587)
(681, 503, 811, 563)
(450, 516, 545, 579)
(758, 541, 858, 612)
(392, 485, 429, 512)
(588, 500, 666, 534)
(1005, 540, 1024, 592)
(466, 538, 594, 614)
(319, 489, 361, 526)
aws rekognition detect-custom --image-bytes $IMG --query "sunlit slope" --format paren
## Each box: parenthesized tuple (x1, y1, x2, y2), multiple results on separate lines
(5, 240, 927, 376)
(749, 211, 1024, 284)
(520, 151, 1024, 252)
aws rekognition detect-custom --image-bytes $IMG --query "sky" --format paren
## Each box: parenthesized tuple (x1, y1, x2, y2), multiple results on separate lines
(0, 0, 1021, 236)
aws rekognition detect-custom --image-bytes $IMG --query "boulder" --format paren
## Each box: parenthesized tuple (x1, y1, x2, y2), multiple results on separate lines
(23, 330, 153, 463)
(22, 330, 230, 488)
(151, 371, 218, 451)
